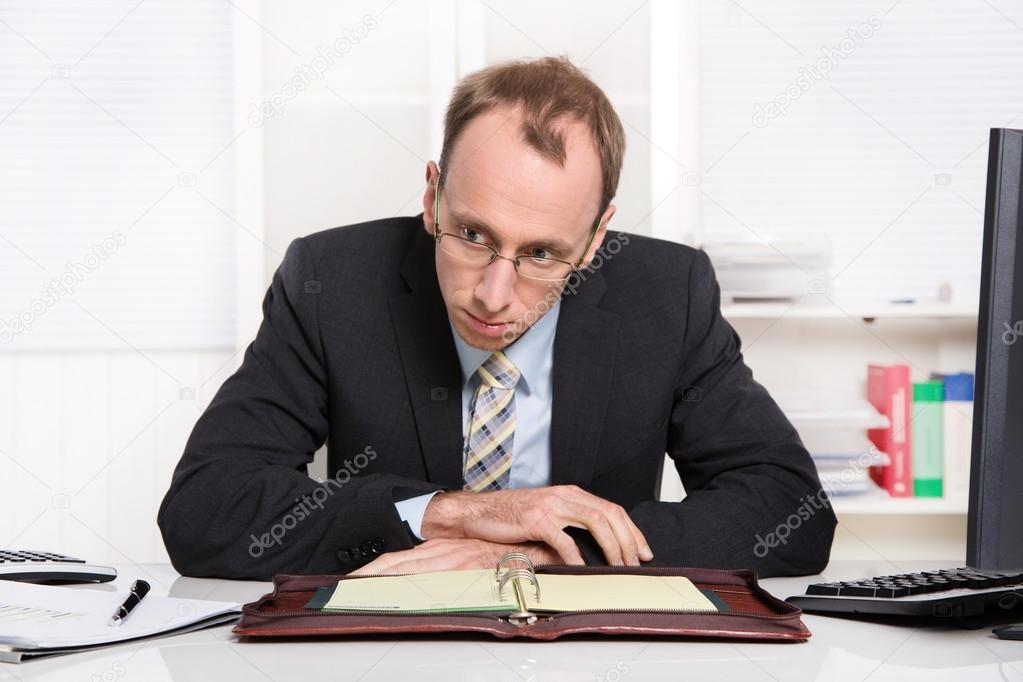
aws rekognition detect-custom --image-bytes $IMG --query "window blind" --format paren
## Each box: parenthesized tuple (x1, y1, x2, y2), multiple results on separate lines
(0, 0, 236, 350)
(699, 0, 1023, 305)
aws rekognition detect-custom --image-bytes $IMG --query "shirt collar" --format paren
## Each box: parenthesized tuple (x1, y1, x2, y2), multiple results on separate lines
(448, 301, 561, 395)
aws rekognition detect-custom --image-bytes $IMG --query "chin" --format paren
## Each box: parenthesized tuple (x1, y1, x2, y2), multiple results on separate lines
(463, 330, 513, 352)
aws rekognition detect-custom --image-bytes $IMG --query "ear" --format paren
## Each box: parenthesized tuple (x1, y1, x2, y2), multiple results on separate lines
(422, 161, 441, 236)
(579, 203, 615, 268)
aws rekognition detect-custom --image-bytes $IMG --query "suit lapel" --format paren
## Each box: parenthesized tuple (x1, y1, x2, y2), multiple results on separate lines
(389, 228, 465, 489)
(549, 270, 620, 489)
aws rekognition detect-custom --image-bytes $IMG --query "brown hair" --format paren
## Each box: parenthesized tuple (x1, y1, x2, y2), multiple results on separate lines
(438, 56, 626, 218)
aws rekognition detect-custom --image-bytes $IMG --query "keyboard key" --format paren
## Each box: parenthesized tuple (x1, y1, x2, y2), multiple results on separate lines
(806, 583, 843, 596)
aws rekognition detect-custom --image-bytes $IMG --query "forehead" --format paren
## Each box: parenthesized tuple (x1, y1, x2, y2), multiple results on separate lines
(443, 106, 603, 236)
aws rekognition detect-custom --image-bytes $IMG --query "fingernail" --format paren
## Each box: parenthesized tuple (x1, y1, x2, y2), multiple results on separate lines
(640, 546, 653, 561)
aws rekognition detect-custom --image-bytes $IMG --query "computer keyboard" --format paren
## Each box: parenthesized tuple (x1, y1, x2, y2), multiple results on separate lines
(787, 567, 1023, 621)
(0, 550, 117, 584)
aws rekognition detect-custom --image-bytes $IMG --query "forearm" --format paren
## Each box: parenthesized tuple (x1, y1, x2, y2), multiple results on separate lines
(628, 466, 836, 577)
(159, 456, 442, 579)
(420, 490, 470, 539)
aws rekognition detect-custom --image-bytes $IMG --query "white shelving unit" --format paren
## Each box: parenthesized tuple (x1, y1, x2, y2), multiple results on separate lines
(721, 302, 978, 523)
(721, 301, 978, 321)
(831, 496, 969, 516)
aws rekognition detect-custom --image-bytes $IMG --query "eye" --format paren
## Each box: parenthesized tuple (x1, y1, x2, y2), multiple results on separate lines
(460, 226, 486, 243)
(526, 247, 552, 259)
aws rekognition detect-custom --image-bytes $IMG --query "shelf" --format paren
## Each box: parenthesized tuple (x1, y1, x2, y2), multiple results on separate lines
(831, 496, 968, 515)
(721, 302, 978, 321)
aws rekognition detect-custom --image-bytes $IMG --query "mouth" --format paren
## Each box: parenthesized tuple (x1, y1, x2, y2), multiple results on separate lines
(464, 311, 517, 338)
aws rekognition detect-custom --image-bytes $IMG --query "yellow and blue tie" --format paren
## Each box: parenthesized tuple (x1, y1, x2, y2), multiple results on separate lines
(462, 351, 521, 492)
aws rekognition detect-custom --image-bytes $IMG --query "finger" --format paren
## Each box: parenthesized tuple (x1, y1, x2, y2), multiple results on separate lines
(563, 486, 652, 563)
(550, 490, 619, 561)
(351, 547, 427, 575)
(379, 549, 481, 575)
(537, 514, 584, 565)
(601, 505, 641, 566)
(619, 511, 653, 561)
(377, 558, 444, 575)
(634, 526, 653, 562)
(349, 552, 399, 576)
(349, 542, 443, 575)
(570, 498, 639, 565)
(558, 501, 625, 566)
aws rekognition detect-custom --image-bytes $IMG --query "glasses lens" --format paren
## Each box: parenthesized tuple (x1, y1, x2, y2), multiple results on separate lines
(439, 234, 495, 266)
(517, 257, 572, 282)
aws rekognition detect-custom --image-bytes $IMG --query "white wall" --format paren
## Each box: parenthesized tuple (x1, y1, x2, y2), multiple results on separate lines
(1, 351, 236, 564)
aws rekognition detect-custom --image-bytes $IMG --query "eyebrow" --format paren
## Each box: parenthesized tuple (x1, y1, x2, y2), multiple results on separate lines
(448, 209, 576, 254)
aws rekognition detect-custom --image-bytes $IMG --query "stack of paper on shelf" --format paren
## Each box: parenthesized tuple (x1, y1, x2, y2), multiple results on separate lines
(774, 390, 891, 498)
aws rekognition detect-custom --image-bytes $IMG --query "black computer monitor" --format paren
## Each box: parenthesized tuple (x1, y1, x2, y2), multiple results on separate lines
(967, 127, 1023, 570)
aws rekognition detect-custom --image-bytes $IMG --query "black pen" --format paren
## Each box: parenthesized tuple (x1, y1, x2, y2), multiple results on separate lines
(108, 579, 151, 626)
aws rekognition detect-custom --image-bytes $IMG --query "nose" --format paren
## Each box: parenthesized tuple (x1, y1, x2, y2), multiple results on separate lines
(474, 256, 518, 315)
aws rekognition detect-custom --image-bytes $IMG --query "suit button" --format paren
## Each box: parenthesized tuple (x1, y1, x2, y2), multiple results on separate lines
(336, 549, 351, 563)
(372, 538, 384, 552)
(360, 541, 375, 556)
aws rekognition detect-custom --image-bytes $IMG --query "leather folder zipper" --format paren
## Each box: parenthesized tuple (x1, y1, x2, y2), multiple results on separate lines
(253, 605, 792, 624)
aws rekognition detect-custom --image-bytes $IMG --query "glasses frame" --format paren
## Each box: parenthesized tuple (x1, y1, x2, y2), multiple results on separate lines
(431, 171, 602, 283)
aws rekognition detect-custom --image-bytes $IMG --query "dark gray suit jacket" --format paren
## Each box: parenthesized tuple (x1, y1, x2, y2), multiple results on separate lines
(158, 215, 836, 579)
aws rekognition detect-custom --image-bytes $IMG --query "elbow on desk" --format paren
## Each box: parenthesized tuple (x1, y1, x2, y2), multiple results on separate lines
(157, 479, 261, 580)
(157, 492, 218, 579)
(755, 497, 838, 578)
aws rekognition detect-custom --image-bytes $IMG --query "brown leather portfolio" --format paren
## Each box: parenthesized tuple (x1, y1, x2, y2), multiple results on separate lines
(233, 562, 811, 642)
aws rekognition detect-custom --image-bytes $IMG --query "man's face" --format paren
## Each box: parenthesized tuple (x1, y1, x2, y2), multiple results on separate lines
(422, 106, 613, 351)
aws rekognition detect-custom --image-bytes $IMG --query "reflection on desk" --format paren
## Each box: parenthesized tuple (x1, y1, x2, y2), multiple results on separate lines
(2, 561, 1021, 682)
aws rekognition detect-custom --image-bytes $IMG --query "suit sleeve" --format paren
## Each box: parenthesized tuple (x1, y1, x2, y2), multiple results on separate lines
(627, 250, 836, 577)
(158, 238, 442, 579)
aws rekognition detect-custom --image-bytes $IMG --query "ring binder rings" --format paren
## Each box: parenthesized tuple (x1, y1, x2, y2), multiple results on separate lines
(495, 552, 540, 626)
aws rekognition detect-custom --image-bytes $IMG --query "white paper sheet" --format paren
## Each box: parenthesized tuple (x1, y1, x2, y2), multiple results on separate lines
(0, 581, 239, 653)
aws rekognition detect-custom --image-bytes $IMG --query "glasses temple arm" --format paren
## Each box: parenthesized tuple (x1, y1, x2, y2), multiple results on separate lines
(574, 217, 602, 269)
(431, 173, 443, 237)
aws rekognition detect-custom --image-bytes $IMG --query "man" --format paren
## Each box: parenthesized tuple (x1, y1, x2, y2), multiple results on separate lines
(158, 57, 835, 580)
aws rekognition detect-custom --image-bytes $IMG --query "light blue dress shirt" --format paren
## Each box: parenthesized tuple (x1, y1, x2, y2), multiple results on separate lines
(394, 302, 561, 540)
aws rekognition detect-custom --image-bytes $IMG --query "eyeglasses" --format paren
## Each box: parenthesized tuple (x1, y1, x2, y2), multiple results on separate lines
(431, 173, 600, 283)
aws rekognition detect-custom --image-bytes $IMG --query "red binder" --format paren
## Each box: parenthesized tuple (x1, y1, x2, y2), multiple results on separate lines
(867, 364, 913, 497)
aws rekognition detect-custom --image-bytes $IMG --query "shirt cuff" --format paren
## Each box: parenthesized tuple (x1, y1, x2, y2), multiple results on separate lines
(394, 491, 442, 542)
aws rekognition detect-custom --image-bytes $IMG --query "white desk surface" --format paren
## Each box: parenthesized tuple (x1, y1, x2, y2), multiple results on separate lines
(2, 560, 1022, 682)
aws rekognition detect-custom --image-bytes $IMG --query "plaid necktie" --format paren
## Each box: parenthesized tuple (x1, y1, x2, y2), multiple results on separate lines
(462, 351, 521, 492)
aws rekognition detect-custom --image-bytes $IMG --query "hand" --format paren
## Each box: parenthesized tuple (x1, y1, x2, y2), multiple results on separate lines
(348, 538, 561, 576)
(420, 486, 654, 567)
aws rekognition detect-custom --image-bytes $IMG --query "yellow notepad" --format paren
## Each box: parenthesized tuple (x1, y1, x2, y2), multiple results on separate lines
(319, 568, 717, 614)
